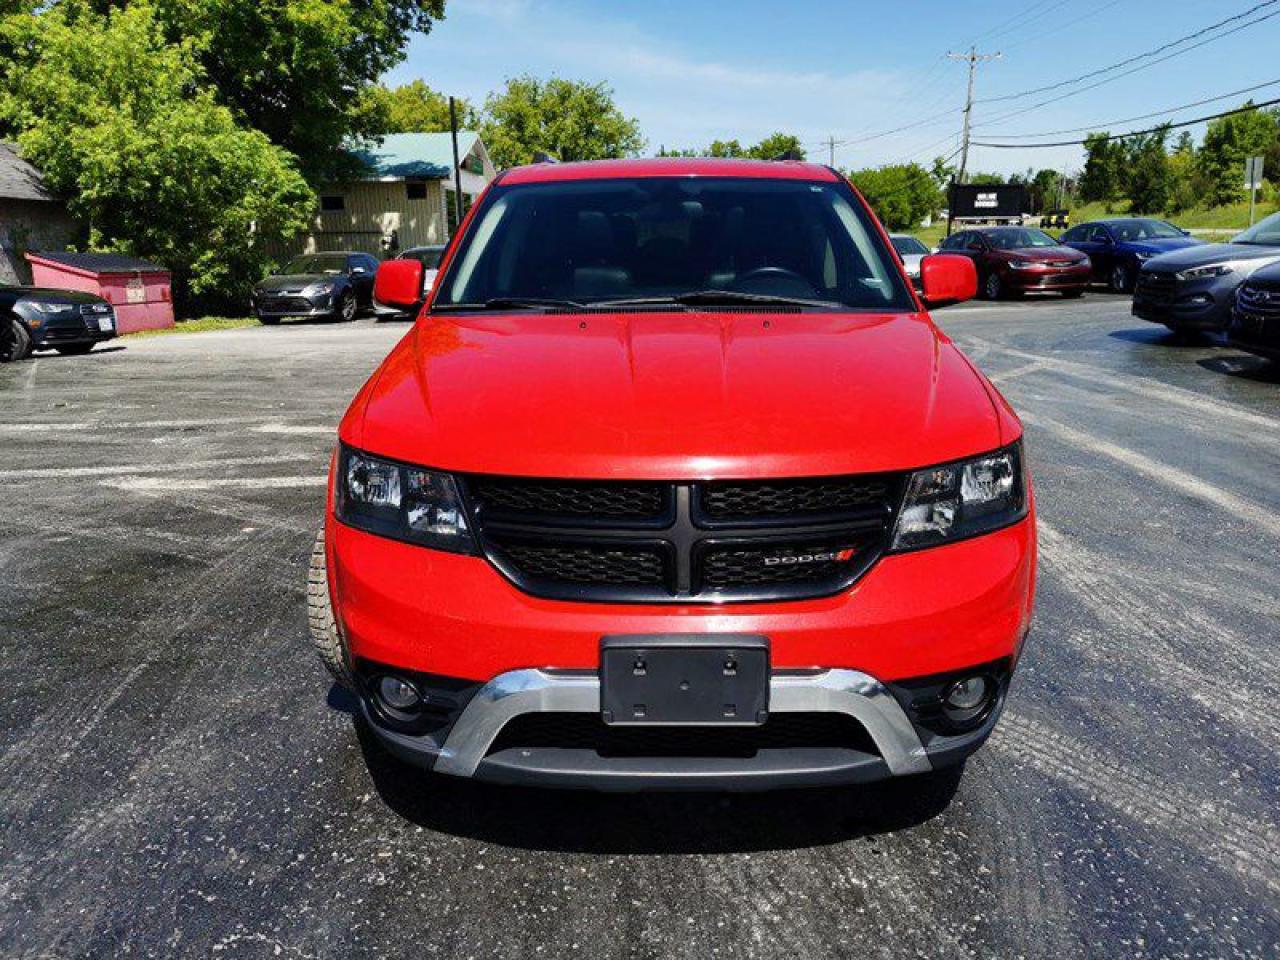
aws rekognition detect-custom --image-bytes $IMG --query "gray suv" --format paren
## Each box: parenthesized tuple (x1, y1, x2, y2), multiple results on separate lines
(1133, 212, 1280, 332)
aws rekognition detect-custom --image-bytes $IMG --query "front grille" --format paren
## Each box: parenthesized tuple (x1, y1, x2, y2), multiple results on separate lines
(470, 476, 666, 522)
(1136, 270, 1177, 304)
(259, 296, 313, 313)
(1236, 285, 1280, 321)
(488, 712, 879, 758)
(699, 475, 892, 523)
(500, 543, 666, 587)
(463, 473, 901, 603)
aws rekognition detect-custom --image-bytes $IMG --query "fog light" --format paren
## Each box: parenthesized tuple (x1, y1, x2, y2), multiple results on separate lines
(376, 675, 421, 711)
(944, 676, 990, 711)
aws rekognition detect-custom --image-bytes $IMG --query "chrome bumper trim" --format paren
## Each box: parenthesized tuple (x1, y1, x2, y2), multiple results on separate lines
(434, 668, 932, 778)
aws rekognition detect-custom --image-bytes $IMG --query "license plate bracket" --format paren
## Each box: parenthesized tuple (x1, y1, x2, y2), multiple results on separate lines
(600, 634, 769, 726)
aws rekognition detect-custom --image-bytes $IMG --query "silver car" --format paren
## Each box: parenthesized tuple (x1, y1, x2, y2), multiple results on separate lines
(890, 234, 930, 288)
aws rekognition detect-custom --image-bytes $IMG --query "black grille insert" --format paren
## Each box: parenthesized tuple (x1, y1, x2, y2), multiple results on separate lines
(699, 475, 894, 523)
(464, 473, 902, 603)
(470, 476, 667, 522)
(488, 712, 879, 758)
(500, 543, 666, 587)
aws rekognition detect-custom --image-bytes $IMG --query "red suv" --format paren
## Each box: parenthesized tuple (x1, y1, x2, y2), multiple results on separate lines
(310, 158, 1036, 791)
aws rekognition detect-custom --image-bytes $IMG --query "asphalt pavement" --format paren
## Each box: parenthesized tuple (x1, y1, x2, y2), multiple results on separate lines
(1, 296, 1277, 959)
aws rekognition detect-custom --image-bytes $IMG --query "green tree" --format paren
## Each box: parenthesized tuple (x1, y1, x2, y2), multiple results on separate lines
(1123, 126, 1173, 214)
(0, 1, 313, 313)
(139, 0, 446, 181)
(480, 75, 644, 169)
(706, 139, 746, 158)
(746, 133, 805, 161)
(364, 80, 478, 135)
(1196, 103, 1279, 206)
(1078, 133, 1124, 206)
(847, 163, 942, 230)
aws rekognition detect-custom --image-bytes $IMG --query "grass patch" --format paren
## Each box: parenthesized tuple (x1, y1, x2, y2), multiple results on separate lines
(125, 316, 258, 338)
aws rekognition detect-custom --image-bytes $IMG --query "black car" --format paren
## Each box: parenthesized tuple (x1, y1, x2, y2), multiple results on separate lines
(250, 251, 379, 324)
(1133, 212, 1280, 332)
(1, 285, 117, 362)
(1228, 259, 1280, 362)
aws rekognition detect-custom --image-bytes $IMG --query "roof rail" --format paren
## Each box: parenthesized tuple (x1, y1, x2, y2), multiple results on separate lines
(532, 151, 559, 164)
(772, 150, 805, 162)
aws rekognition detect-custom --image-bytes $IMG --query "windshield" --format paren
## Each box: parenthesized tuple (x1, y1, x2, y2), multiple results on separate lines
(283, 254, 347, 275)
(891, 236, 929, 256)
(985, 228, 1058, 250)
(404, 247, 445, 269)
(1233, 212, 1280, 246)
(435, 177, 914, 311)
(1110, 219, 1184, 242)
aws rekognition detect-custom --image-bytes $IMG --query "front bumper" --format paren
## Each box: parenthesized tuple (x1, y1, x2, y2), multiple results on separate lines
(1133, 278, 1235, 331)
(252, 294, 332, 317)
(363, 665, 1008, 791)
(329, 512, 1035, 789)
(1005, 266, 1090, 292)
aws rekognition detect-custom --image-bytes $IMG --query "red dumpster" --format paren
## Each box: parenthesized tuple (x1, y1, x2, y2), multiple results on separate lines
(25, 252, 174, 334)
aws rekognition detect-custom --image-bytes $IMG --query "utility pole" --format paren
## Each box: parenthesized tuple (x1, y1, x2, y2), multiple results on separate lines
(449, 97, 464, 234)
(826, 135, 837, 168)
(946, 46, 1001, 186)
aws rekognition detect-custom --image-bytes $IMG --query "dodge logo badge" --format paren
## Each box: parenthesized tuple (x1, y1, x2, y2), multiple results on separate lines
(764, 547, 857, 567)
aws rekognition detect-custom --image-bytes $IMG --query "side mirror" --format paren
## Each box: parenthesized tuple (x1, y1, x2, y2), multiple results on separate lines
(919, 253, 978, 306)
(373, 258, 424, 309)
(351, 266, 368, 275)
(1180, 228, 1191, 236)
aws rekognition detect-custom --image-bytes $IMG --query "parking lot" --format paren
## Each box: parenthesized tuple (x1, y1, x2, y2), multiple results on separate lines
(1, 295, 1278, 958)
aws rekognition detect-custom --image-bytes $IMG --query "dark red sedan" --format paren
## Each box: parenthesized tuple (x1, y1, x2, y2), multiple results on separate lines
(939, 226, 1090, 300)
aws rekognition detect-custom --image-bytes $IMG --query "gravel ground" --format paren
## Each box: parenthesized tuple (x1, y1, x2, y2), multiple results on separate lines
(1, 296, 1277, 959)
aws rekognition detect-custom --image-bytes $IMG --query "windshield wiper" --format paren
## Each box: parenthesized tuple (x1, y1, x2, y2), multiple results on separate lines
(434, 297, 588, 312)
(596, 290, 845, 310)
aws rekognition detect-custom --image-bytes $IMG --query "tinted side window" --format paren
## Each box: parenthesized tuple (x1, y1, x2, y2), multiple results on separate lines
(1062, 226, 1083, 242)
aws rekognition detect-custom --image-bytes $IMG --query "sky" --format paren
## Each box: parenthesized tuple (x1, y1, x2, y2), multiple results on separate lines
(386, 0, 1280, 176)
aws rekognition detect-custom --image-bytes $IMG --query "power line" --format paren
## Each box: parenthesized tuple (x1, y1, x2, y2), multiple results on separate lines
(976, 0, 1280, 105)
(999, 0, 1125, 52)
(978, 0, 1074, 45)
(970, 96, 1280, 148)
(976, 78, 1280, 140)
(974, 7, 1280, 130)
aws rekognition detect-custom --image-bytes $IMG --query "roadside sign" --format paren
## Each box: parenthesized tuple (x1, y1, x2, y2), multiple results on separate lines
(1245, 156, 1264, 189)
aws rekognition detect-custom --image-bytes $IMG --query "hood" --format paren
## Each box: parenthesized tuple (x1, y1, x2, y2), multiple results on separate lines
(1246, 259, 1280, 288)
(1144, 242, 1280, 271)
(352, 311, 1008, 480)
(256, 273, 339, 292)
(1001, 245, 1086, 263)
(1122, 235, 1202, 256)
(16, 287, 108, 306)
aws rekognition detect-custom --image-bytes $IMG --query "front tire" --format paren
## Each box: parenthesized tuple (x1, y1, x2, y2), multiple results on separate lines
(1109, 262, 1133, 294)
(2, 317, 32, 362)
(983, 272, 1003, 301)
(307, 529, 356, 689)
(335, 292, 357, 323)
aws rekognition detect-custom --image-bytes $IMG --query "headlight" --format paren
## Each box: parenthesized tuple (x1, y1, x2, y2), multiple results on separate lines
(29, 301, 74, 314)
(1134, 251, 1156, 261)
(1176, 263, 1238, 281)
(304, 280, 337, 296)
(335, 446, 477, 554)
(1009, 260, 1042, 270)
(891, 443, 1028, 551)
